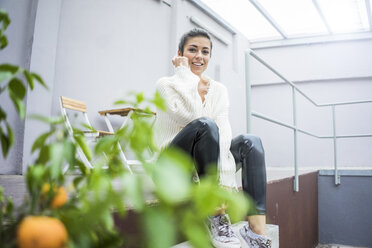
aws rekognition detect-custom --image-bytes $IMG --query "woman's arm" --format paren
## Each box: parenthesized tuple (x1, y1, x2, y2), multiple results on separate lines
(156, 65, 203, 126)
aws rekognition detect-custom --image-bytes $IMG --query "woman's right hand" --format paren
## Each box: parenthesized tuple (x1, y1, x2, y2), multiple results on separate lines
(172, 56, 189, 68)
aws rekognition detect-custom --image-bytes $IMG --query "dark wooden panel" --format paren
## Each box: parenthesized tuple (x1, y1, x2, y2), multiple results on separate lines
(266, 171, 318, 248)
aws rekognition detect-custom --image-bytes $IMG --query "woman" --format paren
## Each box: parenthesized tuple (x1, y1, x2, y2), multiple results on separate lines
(154, 28, 271, 248)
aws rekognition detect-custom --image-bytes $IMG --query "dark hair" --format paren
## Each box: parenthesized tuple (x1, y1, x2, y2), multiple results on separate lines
(178, 28, 213, 56)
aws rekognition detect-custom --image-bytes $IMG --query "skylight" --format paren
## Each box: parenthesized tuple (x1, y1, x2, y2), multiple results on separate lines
(258, 0, 328, 37)
(316, 0, 370, 33)
(199, 0, 372, 42)
(201, 0, 282, 40)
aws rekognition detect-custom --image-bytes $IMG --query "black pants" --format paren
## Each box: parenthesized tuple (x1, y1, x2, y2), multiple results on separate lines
(170, 117, 267, 215)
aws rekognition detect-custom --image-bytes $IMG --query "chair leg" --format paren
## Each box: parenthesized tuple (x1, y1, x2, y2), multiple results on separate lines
(76, 147, 94, 169)
(117, 143, 133, 174)
(62, 163, 69, 174)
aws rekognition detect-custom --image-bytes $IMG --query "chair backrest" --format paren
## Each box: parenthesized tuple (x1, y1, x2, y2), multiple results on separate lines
(60, 96, 94, 135)
(60, 96, 87, 113)
(60, 96, 96, 171)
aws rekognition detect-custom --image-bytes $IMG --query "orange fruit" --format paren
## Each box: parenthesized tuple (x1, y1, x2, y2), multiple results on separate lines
(41, 183, 68, 208)
(17, 216, 68, 248)
(51, 186, 68, 208)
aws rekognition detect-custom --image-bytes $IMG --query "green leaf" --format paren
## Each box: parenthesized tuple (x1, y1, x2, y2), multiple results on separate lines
(29, 114, 63, 125)
(74, 134, 92, 161)
(193, 178, 224, 218)
(0, 35, 8, 50)
(23, 70, 34, 90)
(8, 89, 25, 119)
(94, 135, 116, 155)
(224, 191, 251, 223)
(113, 100, 128, 105)
(136, 92, 144, 103)
(5, 198, 13, 215)
(0, 107, 6, 120)
(5, 123, 14, 150)
(0, 186, 3, 202)
(0, 64, 19, 74)
(75, 159, 89, 175)
(63, 140, 76, 170)
(122, 173, 145, 211)
(0, 70, 12, 83)
(0, 9, 11, 30)
(31, 72, 48, 89)
(143, 208, 176, 248)
(50, 143, 64, 179)
(153, 91, 166, 111)
(31, 130, 53, 153)
(36, 145, 50, 164)
(0, 127, 10, 158)
(26, 165, 47, 195)
(182, 211, 212, 248)
(8, 78, 26, 99)
(73, 176, 84, 188)
(152, 149, 193, 204)
(101, 210, 114, 230)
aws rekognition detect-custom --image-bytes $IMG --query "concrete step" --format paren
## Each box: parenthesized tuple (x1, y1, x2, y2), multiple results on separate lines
(172, 222, 279, 248)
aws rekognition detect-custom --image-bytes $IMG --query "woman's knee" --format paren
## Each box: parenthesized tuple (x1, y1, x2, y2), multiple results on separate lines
(190, 117, 219, 134)
(239, 134, 264, 155)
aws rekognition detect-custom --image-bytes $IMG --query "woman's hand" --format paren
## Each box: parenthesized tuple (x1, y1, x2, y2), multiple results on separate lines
(172, 56, 189, 68)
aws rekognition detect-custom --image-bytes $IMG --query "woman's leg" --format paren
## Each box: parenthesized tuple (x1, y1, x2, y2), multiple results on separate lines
(170, 117, 219, 177)
(230, 134, 267, 235)
(171, 118, 241, 247)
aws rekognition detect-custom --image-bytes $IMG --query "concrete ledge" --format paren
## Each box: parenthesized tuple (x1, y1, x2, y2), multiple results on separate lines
(319, 169, 372, 176)
(172, 222, 279, 248)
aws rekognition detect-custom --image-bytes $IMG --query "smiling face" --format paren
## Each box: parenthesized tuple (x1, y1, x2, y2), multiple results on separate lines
(178, 36, 211, 77)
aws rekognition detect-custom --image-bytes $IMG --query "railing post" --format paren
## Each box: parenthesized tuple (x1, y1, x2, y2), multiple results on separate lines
(332, 105, 341, 185)
(292, 87, 299, 192)
(245, 50, 252, 133)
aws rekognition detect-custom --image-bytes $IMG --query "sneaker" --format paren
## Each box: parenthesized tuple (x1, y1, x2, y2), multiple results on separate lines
(239, 224, 271, 248)
(208, 214, 241, 248)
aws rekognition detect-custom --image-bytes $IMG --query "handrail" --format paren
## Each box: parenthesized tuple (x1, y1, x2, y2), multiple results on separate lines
(249, 50, 372, 107)
(252, 111, 372, 139)
(246, 49, 372, 191)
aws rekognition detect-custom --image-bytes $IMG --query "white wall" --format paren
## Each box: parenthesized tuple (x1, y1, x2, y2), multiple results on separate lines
(250, 40, 372, 168)
(0, 0, 250, 174)
(2, 0, 371, 174)
(0, 0, 37, 174)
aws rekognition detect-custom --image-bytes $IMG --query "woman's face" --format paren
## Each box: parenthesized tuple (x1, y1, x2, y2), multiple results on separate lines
(179, 36, 211, 77)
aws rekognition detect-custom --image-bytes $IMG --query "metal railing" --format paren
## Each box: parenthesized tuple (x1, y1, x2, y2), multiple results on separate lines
(245, 49, 372, 192)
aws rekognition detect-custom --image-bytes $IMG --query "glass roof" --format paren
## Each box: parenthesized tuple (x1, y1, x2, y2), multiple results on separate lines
(317, 0, 370, 33)
(200, 0, 372, 42)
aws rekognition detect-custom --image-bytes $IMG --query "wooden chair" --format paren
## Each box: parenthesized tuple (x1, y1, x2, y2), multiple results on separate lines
(98, 107, 157, 174)
(59, 96, 133, 173)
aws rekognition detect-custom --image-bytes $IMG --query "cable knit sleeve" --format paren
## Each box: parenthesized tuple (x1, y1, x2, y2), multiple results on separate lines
(156, 65, 203, 126)
(214, 84, 232, 155)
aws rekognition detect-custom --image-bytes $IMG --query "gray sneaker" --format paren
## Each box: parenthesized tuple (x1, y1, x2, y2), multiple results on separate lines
(208, 214, 241, 248)
(239, 224, 272, 248)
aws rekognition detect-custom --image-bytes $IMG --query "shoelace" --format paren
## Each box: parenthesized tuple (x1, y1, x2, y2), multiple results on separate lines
(243, 225, 272, 248)
(216, 215, 235, 238)
(264, 239, 272, 248)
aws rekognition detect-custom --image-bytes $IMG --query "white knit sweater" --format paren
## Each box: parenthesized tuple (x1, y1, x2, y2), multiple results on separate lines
(154, 65, 237, 188)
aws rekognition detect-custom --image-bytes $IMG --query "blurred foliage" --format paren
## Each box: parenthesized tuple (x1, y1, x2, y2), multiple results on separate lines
(0, 9, 252, 248)
(0, 8, 47, 159)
